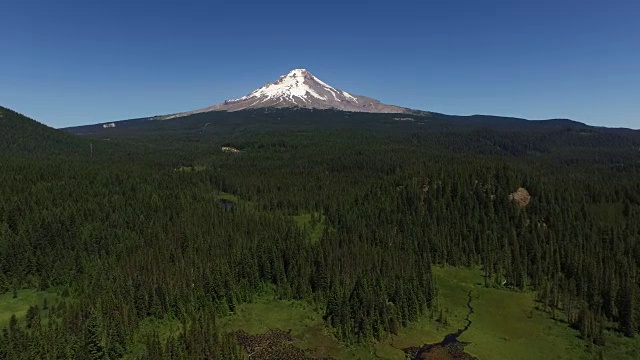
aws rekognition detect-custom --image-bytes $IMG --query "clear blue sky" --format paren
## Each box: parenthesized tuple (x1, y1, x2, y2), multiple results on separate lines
(1, 0, 638, 129)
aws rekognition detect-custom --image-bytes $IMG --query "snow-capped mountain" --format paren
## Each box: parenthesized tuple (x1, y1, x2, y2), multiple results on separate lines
(166, 69, 409, 119)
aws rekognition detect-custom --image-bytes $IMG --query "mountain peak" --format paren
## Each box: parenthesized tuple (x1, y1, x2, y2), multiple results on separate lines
(287, 68, 310, 76)
(166, 69, 410, 119)
(279, 68, 314, 83)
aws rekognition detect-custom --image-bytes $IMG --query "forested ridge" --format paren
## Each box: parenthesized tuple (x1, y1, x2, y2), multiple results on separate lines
(0, 107, 91, 157)
(1, 108, 640, 359)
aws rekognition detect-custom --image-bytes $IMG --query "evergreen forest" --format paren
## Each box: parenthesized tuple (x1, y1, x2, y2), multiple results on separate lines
(1, 105, 640, 359)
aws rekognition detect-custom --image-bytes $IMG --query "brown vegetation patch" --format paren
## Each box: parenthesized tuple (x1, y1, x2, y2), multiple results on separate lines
(404, 342, 478, 360)
(235, 329, 334, 360)
(509, 187, 531, 208)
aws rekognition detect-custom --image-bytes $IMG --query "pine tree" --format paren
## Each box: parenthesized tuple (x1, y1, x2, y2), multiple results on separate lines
(83, 311, 104, 360)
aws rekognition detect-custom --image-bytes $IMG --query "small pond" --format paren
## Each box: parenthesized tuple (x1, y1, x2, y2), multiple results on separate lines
(218, 199, 235, 211)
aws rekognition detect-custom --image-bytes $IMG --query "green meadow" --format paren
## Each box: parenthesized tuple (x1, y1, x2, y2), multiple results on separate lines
(216, 266, 640, 359)
(0, 289, 60, 327)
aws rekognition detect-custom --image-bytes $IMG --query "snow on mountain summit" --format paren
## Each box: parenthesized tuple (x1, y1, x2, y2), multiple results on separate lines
(228, 69, 361, 105)
(166, 69, 409, 119)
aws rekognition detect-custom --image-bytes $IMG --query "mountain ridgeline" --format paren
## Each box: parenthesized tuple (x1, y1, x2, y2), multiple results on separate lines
(1, 92, 640, 360)
(64, 107, 640, 165)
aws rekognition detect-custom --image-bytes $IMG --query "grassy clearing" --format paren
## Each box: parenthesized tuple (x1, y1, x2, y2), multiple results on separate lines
(175, 165, 206, 172)
(217, 191, 239, 203)
(124, 317, 182, 359)
(293, 213, 325, 243)
(432, 266, 640, 360)
(218, 267, 640, 359)
(216, 191, 259, 210)
(217, 293, 448, 359)
(601, 332, 640, 360)
(0, 289, 60, 327)
(433, 266, 590, 360)
(218, 296, 342, 358)
(219, 293, 449, 359)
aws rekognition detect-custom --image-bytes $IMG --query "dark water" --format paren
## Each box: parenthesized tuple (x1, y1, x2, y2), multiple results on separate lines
(408, 291, 476, 360)
(219, 199, 235, 210)
(440, 290, 474, 346)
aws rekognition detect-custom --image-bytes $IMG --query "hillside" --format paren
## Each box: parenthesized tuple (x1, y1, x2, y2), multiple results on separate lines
(0, 106, 88, 156)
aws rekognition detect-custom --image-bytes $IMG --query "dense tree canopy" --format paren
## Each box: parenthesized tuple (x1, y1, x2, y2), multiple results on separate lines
(1, 108, 639, 358)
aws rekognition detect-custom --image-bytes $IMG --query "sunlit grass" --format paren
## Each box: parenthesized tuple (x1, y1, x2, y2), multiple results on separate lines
(0, 289, 60, 327)
(293, 212, 325, 243)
